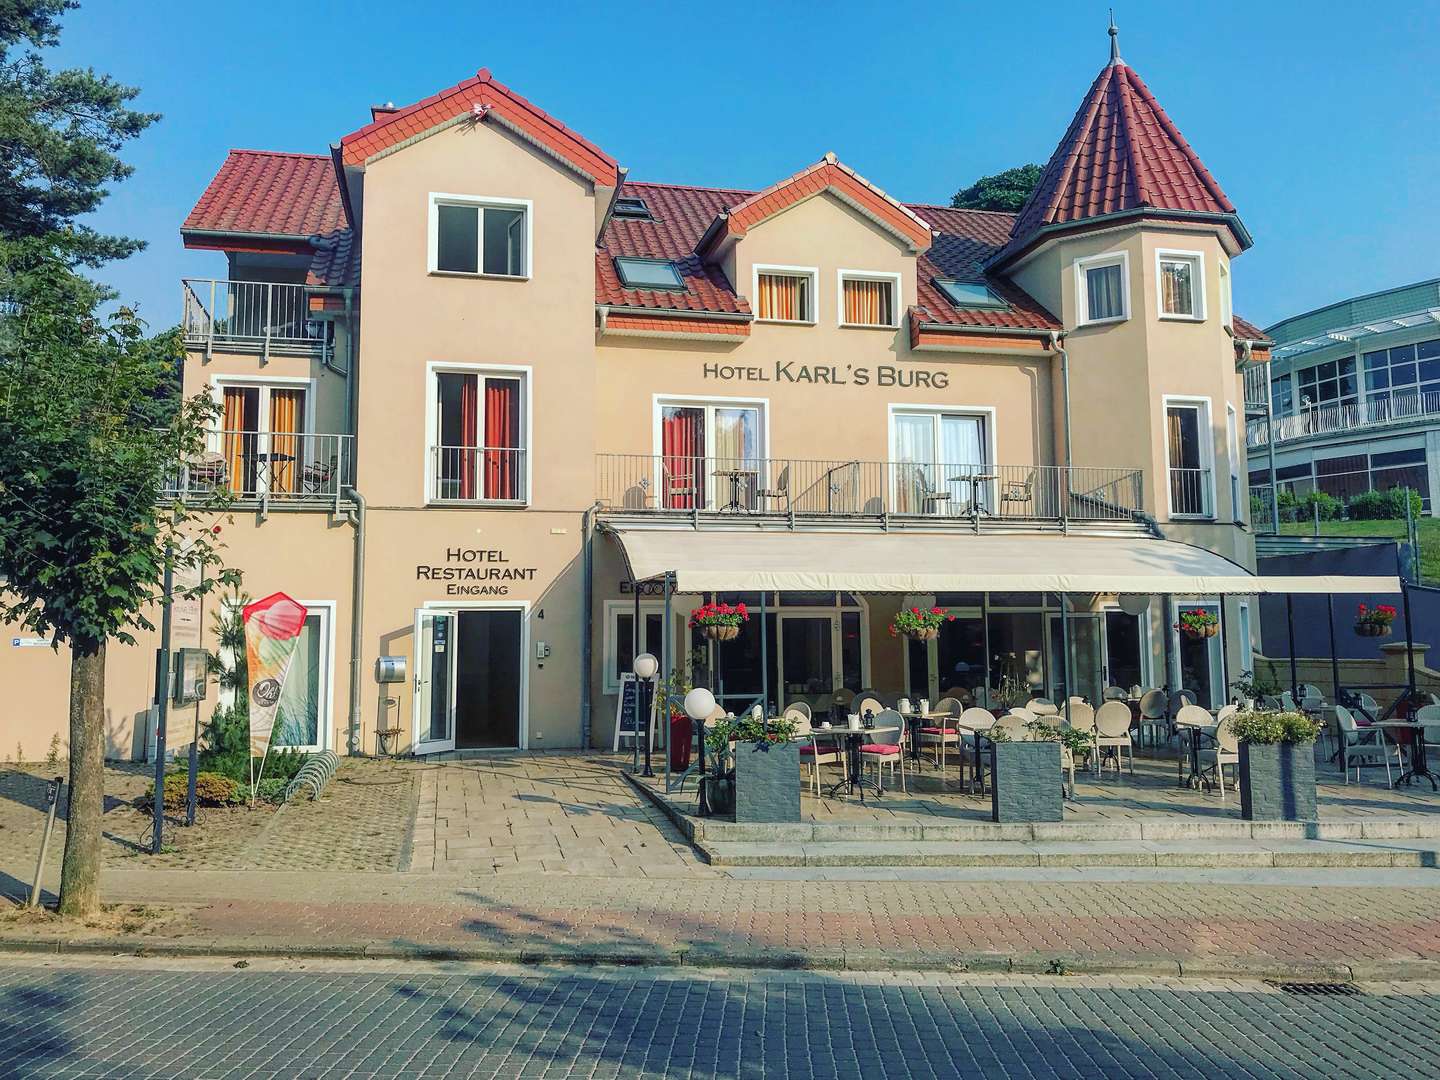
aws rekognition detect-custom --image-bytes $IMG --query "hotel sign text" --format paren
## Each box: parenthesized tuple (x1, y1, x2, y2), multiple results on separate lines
(703, 361, 949, 389)
(417, 548, 538, 596)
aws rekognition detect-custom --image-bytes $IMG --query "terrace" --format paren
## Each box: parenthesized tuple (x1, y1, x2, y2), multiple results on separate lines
(164, 429, 354, 511)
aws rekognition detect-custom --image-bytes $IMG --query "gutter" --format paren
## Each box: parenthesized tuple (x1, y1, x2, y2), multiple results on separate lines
(597, 304, 752, 323)
(986, 207, 1254, 273)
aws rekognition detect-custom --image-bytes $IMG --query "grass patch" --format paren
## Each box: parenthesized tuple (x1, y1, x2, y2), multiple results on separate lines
(1274, 517, 1440, 584)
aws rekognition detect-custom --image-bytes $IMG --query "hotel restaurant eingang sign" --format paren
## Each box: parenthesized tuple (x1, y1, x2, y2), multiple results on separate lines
(417, 548, 538, 596)
(703, 361, 950, 389)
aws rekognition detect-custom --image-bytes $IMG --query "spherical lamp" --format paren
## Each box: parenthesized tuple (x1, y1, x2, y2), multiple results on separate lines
(632, 652, 659, 680)
(1117, 594, 1151, 617)
(684, 686, 716, 721)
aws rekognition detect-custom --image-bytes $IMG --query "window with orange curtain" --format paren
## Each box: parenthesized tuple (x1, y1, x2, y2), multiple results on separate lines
(221, 387, 257, 496)
(756, 271, 812, 322)
(268, 388, 305, 494)
(841, 276, 895, 327)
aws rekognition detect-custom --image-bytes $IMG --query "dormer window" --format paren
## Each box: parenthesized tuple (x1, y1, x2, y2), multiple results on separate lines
(1157, 250, 1205, 320)
(839, 271, 900, 329)
(613, 196, 653, 220)
(754, 265, 816, 324)
(614, 257, 683, 290)
(1075, 252, 1129, 326)
(935, 279, 1008, 309)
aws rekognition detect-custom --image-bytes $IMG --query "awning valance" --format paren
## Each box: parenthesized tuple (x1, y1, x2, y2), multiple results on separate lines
(605, 528, 1400, 596)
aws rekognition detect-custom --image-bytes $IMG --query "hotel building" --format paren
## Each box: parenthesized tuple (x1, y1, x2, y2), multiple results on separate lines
(9, 34, 1312, 762)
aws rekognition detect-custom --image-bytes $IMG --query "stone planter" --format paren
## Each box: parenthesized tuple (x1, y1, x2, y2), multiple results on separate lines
(731, 739, 801, 823)
(702, 624, 740, 642)
(1239, 740, 1317, 822)
(990, 740, 1063, 823)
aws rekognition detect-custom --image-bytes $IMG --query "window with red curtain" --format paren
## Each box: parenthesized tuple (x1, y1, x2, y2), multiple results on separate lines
(484, 378, 521, 500)
(661, 406, 704, 509)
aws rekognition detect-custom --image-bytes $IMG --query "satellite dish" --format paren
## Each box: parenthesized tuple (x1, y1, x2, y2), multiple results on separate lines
(1117, 594, 1151, 616)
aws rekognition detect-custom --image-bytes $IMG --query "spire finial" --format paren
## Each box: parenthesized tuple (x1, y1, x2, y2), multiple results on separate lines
(1108, 10, 1123, 66)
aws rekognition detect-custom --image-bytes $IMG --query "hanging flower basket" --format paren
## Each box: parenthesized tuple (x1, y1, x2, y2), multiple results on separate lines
(889, 606, 954, 640)
(690, 601, 748, 642)
(1355, 603, 1397, 638)
(1174, 608, 1219, 639)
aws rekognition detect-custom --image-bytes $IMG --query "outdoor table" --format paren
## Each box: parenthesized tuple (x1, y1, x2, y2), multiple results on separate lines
(947, 472, 998, 520)
(1174, 719, 1216, 792)
(916, 712, 994, 793)
(1368, 720, 1438, 791)
(811, 724, 900, 801)
(711, 468, 756, 513)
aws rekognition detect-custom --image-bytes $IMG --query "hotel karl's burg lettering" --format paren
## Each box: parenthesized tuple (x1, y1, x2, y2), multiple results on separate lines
(703, 361, 949, 389)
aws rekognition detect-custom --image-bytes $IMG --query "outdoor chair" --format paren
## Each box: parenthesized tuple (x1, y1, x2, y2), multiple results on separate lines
(753, 465, 791, 514)
(791, 709, 841, 796)
(1103, 686, 1127, 701)
(1198, 707, 1240, 800)
(1137, 689, 1168, 748)
(855, 695, 884, 723)
(301, 453, 337, 494)
(996, 710, 1033, 740)
(1416, 704, 1440, 762)
(1029, 696, 1058, 717)
(958, 706, 996, 787)
(1280, 690, 1298, 712)
(1168, 689, 1197, 719)
(787, 700, 812, 722)
(999, 471, 1035, 516)
(661, 463, 701, 509)
(918, 696, 964, 771)
(1094, 700, 1134, 777)
(860, 709, 906, 793)
(185, 450, 228, 494)
(941, 686, 968, 702)
(1335, 705, 1399, 785)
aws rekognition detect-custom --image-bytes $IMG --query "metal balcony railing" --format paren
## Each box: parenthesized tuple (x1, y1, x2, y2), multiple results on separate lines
(182, 279, 335, 361)
(165, 431, 353, 506)
(1167, 467, 1213, 518)
(595, 454, 1145, 524)
(1246, 389, 1440, 449)
(430, 446, 528, 504)
(1241, 363, 1271, 413)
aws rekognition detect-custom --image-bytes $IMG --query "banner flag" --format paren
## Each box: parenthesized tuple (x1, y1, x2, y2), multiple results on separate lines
(242, 593, 308, 769)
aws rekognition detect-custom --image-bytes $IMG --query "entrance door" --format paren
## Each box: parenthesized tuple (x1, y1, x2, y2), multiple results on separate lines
(413, 611, 456, 755)
(1047, 613, 1103, 703)
(454, 609, 523, 748)
(778, 614, 836, 710)
(1102, 609, 1146, 692)
(1174, 601, 1224, 709)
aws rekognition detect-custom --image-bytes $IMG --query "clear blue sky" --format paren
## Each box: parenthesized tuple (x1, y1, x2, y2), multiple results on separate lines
(53, 0, 1440, 331)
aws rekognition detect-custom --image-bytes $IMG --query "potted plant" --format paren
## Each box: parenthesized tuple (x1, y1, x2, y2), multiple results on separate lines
(690, 601, 748, 642)
(986, 724, 1063, 823)
(889, 605, 955, 642)
(1174, 608, 1219, 639)
(1230, 709, 1322, 822)
(1354, 602, 1397, 639)
(704, 712, 801, 823)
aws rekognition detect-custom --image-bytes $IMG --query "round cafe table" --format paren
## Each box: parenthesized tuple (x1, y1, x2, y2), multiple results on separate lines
(1368, 719, 1438, 791)
(811, 725, 900, 801)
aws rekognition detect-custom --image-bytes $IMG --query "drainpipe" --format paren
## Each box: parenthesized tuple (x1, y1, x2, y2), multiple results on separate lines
(1048, 331, 1072, 527)
(580, 500, 602, 748)
(343, 485, 366, 756)
(1251, 341, 1280, 534)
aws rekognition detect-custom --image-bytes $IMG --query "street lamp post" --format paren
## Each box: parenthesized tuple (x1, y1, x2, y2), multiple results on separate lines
(633, 652, 659, 777)
(684, 686, 716, 816)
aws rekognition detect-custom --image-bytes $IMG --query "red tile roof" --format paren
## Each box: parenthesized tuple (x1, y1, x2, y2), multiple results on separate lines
(998, 59, 1241, 267)
(910, 206, 1059, 331)
(1231, 315, 1271, 344)
(182, 150, 347, 238)
(306, 228, 358, 288)
(339, 68, 619, 185)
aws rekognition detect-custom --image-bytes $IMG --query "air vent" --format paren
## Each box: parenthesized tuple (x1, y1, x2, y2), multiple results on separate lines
(1267, 981, 1364, 997)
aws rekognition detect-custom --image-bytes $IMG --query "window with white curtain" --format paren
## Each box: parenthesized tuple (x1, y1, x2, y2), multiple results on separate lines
(1157, 251, 1204, 319)
(1076, 252, 1128, 325)
(891, 410, 989, 515)
(658, 399, 764, 509)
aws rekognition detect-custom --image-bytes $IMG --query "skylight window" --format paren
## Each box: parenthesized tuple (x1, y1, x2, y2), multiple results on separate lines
(613, 197, 652, 219)
(936, 279, 1008, 309)
(614, 257, 684, 290)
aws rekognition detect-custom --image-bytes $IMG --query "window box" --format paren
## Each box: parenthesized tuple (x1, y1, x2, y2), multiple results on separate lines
(428, 194, 531, 278)
(838, 270, 901, 328)
(1074, 252, 1129, 326)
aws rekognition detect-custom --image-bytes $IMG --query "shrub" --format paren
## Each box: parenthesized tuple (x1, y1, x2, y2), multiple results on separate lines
(255, 778, 289, 804)
(1347, 487, 1423, 521)
(1299, 490, 1342, 521)
(148, 770, 243, 809)
(263, 748, 308, 784)
(1229, 710, 1321, 745)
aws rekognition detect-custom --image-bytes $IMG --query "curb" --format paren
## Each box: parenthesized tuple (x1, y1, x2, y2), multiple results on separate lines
(4, 935, 1434, 984)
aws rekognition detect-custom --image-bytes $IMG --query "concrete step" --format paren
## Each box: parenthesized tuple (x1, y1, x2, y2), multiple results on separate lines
(699, 837, 1440, 869)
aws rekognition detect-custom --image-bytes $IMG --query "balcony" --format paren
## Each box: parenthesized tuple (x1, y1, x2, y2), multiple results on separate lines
(595, 454, 1145, 529)
(1166, 467, 1213, 518)
(182, 279, 336, 362)
(1247, 390, 1440, 450)
(429, 446, 528, 505)
(165, 431, 353, 508)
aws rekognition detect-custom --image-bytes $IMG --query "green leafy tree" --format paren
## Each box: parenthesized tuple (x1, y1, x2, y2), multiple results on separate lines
(951, 164, 1044, 213)
(0, 240, 238, 916)
(0, 1, 159, 267)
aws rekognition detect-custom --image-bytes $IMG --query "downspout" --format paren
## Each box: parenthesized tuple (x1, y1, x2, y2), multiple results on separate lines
(1048, 331, 1072, 527)
(580, 500, 602, 748)
(343, 486, 366, 756)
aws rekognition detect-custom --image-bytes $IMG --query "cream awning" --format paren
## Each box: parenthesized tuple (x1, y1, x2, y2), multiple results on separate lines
(606, 528, 1400, 595)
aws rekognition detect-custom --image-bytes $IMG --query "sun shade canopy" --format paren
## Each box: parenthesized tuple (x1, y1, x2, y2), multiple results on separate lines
(606, 528, 1400, 596)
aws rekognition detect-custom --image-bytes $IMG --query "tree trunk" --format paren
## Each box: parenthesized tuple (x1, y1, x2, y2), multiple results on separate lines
(58, 639, 105, 917)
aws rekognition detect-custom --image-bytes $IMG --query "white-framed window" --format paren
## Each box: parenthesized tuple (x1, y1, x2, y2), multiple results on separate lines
(425, 363, 530, 505)
(1226, 403, 1242, 521)
(603, 601, 675, 695)
(218, 598, 335, 753)
(1157, 249, 1205, 320)
(210, 375, 316, 499)
(655, 396, 766, 510)
(889, 405, 995, 516)
(1074, 251, 1129, 325)
(838, 270, 901, 328)
(753, 265, 817, 324)
(1219, 260, 1232, 330)
(1164, 396, 1215, 519)
(428, 193, 531, 278)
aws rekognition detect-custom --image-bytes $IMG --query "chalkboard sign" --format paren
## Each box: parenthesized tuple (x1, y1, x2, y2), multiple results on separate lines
(613, 673, 643, 750)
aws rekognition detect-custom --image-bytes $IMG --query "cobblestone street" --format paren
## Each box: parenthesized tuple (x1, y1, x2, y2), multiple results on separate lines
(2, 958, 1435, 1079)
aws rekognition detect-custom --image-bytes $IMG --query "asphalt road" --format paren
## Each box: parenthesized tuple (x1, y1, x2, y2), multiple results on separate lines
(0, 960, 1432, 1079)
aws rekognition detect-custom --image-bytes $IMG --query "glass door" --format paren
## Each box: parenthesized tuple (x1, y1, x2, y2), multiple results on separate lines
(273, 608, 329, 751)
(1047, 613, 1103, 704)
(413, 610, 456, 755)
(1102, 609, 1146, 692)
(1174, 602, 1224, 709)
(778, 614, 836, 711)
